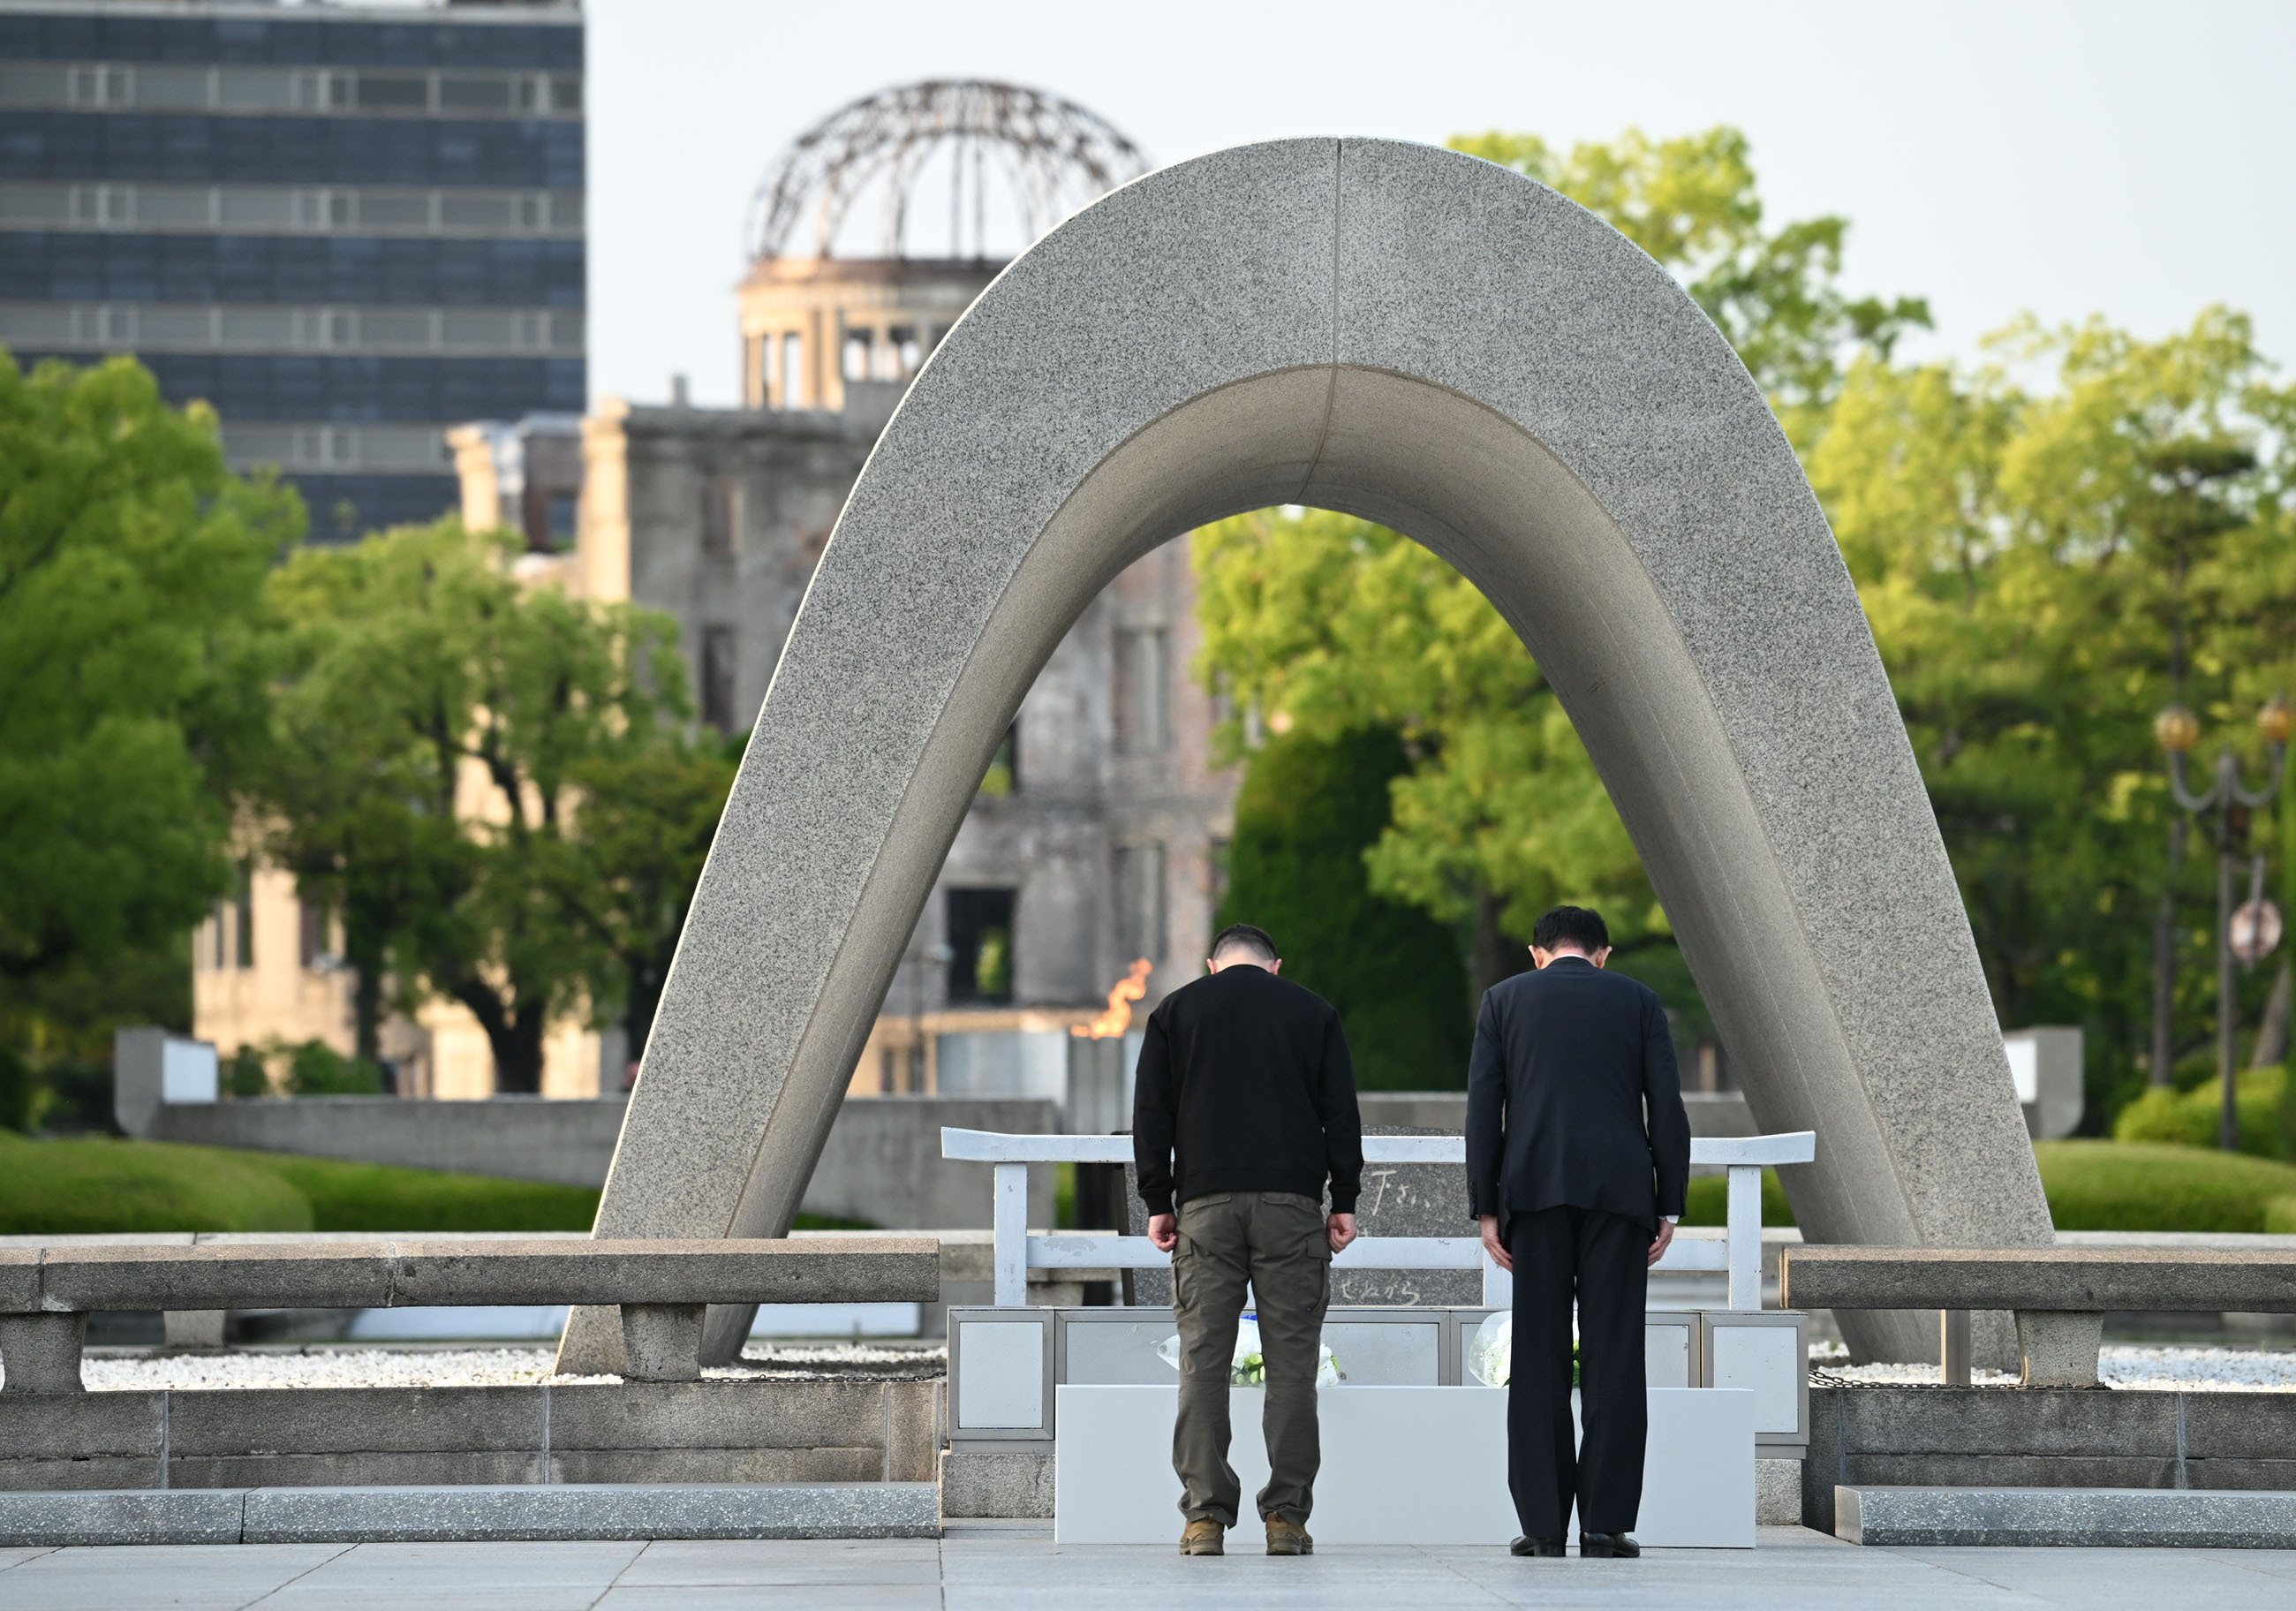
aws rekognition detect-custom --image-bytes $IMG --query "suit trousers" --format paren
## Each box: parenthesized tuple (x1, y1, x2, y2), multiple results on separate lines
(1506, 1205, 1650, 1539)
(1170, 1191, 1333, 1526)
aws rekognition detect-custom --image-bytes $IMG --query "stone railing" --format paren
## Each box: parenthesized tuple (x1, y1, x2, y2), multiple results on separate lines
(1780, 1245, 2296, 1385)
(0, 1238, 937, 1391)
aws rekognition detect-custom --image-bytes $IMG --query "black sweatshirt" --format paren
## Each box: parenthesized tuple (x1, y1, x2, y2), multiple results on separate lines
(1132, 964, 1363, 1217)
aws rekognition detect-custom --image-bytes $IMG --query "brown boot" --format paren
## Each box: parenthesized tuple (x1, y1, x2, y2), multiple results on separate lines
(1265, 1516, 1314, 1555)
(1181, 1519, 1224, 1555)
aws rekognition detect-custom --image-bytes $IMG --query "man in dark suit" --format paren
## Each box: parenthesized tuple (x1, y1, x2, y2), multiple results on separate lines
(1466, 904, 1691, 1560)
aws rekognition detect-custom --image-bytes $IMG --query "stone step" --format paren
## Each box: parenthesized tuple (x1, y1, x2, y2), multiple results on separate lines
(1836, 1485, 2296, 1548)
(0, 1482, 940, 1547)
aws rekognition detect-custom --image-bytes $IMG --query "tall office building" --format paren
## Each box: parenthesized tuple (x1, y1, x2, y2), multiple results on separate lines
(0, 0, 584, 540)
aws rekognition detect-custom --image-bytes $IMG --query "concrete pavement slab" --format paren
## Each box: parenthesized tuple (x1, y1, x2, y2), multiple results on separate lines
(600, 1587, 942, 1610)
(1897, 1547, 2296, 1601)
(0, 1541, 346, 1610)
(612, 1537, 940, 1585)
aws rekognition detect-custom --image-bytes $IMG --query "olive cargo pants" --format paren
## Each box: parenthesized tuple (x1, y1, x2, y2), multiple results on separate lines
(1170, 1190, 1333, 1526)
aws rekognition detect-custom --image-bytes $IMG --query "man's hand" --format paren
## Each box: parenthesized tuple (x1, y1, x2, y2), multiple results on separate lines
(1647, 1219, 1675, 1267)
(1327, 1212, 1357, 1254)
(1477, 1214, 1512, 1273)
(1147, 1213, 1177, 1253)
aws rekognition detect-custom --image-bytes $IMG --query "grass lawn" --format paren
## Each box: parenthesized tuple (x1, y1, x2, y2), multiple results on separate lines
(1681, 1138, 2296, 1234)
(0, 1129, 599, 1236)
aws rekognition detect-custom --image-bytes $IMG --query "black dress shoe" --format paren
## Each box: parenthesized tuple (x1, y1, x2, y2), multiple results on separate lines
(1509, 1537, 1566, 1557)
(1579, 1532, 1641, 1558)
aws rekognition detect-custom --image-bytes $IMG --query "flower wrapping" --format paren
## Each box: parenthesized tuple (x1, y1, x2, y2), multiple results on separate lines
(1156, 1315, 1343, 1386)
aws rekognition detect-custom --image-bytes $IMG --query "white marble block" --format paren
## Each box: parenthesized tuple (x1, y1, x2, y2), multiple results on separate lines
(1053, 1384, 1754, 1547)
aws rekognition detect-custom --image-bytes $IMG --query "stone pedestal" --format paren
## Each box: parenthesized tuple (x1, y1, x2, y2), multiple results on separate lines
(2014, 1311, 2103, 1388)
(0, 1314, 85, 1394)
(618, 1305, 704, 1382)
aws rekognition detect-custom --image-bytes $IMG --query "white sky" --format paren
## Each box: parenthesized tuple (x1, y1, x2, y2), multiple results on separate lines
(586, 0, 2296, 409)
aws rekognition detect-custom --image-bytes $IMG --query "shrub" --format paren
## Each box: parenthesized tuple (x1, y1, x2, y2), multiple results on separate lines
(256, 1153, 596, 1232)
(2113, 1065, 2285, 1159)
(1680, 1169, 1795, 1227)
(1681, 1142, 2296, 1235)
(222, 1043, 272, 1098)
(283, 1039, 384, 1096)
(2035, 1139, 2296, 1233)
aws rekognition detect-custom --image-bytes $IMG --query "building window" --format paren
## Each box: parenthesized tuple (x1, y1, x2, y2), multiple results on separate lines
(946, 888, 1016, 1004)
(1114, 627, 1171, 754)
(979, 723, 1018, 797)
(700, 626, 738, 732)
(234, 865, 255, 970)
(781, 332, 804, 408)
(890, 324, 922, 374)
(298, 900, 328, 970)
(699, 478, 739, 559)
(842, 328, 872, 383)
(1114, 842, 1167, 963)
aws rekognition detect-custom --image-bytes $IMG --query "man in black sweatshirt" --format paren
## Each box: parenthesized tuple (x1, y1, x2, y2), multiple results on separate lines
(1134, 922, 1363, 1560)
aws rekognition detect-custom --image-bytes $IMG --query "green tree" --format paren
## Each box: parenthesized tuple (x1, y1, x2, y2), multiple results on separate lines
(257, 518, 692, 1093)
(0, 352, 296, 987)
(0, 352, 299, 1123)
(549, 728, 741, 1073)
(1216, 729, 1472, 1089)
(1809, 309, 2296, 1123)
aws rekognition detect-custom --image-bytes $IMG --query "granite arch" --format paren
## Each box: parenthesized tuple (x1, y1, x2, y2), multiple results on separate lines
(567, 139, 2051, 1369)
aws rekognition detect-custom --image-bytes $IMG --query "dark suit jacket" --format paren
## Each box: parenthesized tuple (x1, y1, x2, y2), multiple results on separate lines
(1465, 957, 1691, 1229)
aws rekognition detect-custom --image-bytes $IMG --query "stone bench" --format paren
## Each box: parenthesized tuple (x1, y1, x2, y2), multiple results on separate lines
(1779, 1247, 2296, 1385)
(0, 1238, 938, 1392)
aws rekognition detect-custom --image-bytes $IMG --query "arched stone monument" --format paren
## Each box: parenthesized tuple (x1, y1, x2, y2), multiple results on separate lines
(563, 139, 2051, 1372)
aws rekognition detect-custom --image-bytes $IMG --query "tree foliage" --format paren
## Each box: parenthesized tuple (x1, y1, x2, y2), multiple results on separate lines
(1214, 728, 1472, 1090)
(256, 518, 701, 1093)
(0, 353, 297, 987)
(0, 352, 298, 1124)
(1810, 308, 2296, 1121)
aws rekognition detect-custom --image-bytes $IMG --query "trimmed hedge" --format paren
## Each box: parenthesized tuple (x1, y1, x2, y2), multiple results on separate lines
(1681, 1139, 2296, 1236)
(252, 1153, 600, 1233)
(0, 1130, 597, 1235)
(1680, 1168, 1796, 1228)
(2035, 1139, 2296, 1235)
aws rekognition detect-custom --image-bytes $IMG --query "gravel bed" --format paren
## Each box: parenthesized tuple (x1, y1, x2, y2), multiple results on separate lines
(78, 1341, 948, 1392)
(1810, 1342, 2296, 1392)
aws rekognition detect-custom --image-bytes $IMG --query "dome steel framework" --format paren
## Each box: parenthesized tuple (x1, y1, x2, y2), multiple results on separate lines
(748, 79, 1150, 262)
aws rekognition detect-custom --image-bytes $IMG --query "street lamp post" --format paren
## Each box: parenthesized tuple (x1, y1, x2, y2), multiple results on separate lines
(2157, 697, 2294, 1151)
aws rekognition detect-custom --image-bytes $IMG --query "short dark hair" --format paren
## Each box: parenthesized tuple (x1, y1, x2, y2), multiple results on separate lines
(1208, 923, 1280, 964)
(1531, 905, 1609, 954)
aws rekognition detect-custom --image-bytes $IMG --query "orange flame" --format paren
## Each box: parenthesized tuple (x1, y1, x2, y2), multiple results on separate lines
(1072, 958, 1152, 1039)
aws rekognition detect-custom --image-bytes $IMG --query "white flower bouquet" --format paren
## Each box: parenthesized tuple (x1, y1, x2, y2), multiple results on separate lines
(1466, 1311, 1578, 1388)
(1157, 1315, 1344, 1386)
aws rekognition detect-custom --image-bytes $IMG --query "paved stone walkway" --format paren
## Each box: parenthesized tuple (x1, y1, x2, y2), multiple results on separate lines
(3, 1524, 2295, 1608)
